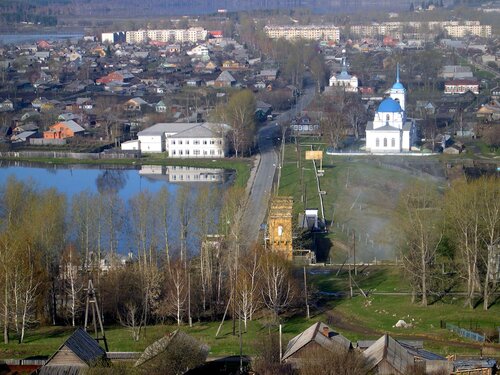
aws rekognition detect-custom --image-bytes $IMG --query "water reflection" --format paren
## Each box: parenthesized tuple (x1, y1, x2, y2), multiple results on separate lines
(139, 165, 227, 183)
(0, 161, 233, 256)
(96, 170, 128, 194)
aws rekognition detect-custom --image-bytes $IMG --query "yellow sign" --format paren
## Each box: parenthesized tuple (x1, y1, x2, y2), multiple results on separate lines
(305, 150, 323, 160)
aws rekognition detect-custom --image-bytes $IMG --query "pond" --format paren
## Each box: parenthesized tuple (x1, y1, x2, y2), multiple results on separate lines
(0, 161, 234, 258)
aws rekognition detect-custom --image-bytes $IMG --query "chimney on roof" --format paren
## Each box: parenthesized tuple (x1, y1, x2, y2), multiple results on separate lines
(322, 326, 329, 337)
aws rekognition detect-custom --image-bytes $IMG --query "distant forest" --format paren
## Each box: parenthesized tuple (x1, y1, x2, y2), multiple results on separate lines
(0, 0, 493, 25)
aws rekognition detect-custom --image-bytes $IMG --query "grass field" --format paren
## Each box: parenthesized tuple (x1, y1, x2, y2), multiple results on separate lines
(278, 140, 446, 262)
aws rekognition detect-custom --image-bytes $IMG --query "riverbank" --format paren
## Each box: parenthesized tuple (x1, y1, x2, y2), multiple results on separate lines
(0, 155, 252, 189)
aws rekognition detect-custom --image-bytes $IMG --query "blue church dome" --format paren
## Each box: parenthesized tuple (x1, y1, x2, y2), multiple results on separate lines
(378, 98, 402, 113)
(392, 81, 405, 90)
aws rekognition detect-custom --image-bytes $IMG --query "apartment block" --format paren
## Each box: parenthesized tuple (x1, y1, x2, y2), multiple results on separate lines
(124, 27, 208, 44)
(264, 25, 340, 42)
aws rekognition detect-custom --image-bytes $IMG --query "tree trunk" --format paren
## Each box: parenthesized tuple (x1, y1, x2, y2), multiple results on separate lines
(3, 274, 8, 344)
(421, 236, 428, 306)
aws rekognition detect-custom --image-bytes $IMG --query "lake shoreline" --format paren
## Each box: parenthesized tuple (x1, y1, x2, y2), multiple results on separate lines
(0, 155, 252, 188)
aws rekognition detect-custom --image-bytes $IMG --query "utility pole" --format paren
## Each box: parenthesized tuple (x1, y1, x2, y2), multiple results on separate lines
(279, 324, 283, 362)
(348, 257, 353, 298)
(304, 266, 310, 319)
(353, 229, 357, 276)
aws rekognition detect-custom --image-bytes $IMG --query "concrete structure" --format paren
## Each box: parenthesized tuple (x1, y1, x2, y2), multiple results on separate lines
(444, 79, 479, 95)
(365, 65, 416, 153)
(128, 122, 229, 157)
(267, 196, 294, 259)
(350, 20, 491, 39)
(264, 25, 340, 42)
(125, 27, 207, 44)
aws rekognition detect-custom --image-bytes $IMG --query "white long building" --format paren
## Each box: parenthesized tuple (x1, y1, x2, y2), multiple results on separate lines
(125, 27, 208, 44)
(349, 20, 491, 39)
(122, 122, 230, 158)
(264, 25, 340, 42)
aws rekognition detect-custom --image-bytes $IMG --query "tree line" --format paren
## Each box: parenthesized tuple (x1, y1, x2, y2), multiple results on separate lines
(0, 177, 303, 344)
(397, 175, 499, 310)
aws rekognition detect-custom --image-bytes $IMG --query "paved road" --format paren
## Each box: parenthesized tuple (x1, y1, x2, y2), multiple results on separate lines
(456, 51, 500, 80)
(241, 86, 316, 247)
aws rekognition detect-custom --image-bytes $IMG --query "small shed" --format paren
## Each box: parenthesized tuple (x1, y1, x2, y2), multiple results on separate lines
(363, 334, 449, 375)
(36, 328, 109, 375)
(282, 322, 352, 365)
(363, 334, 415, 375)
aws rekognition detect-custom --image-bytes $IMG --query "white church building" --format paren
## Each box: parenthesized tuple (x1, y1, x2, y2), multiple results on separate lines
(365, 65, 416, 153)
(328, 51, 358, 93)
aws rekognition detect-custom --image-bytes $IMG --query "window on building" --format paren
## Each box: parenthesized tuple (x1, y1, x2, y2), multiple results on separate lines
(383, 138, 387, 147)
(193, 140, 200, 145)
(179, 140, 183, 145)
(203, 150, 207, 155)
(210, 150, 215, 155)
(210, 140, 215, 144)
(193, 150, 200, 156)
(179, 150, 183, 155)
(391, 138, 395, 147)
(172, 150, 176, 155)
(376, 138, 379, 147)
(185, 150, 189, 155)
(203, 140, 207, 145)
(186, 140, 189, 145)
(386, 114, 390, 121)
(171, 140, 176, 145)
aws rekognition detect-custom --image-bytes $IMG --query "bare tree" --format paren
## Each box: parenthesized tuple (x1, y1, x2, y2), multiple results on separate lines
(118, 302, 142, 341)
(60, 245, 83, 327)
(163, 261, 187, 326)
(445, 179, 483, 308)
(236, 247, 261, 331)
(260, 251, 295, 321)
(397, 183, 443, 306)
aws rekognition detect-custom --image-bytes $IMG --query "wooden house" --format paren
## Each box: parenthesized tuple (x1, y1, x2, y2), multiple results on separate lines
(36, 328, 109, 374)
(282, 322, 352, 366)
(363, 334, 449, 375)
(214, 71, 236, 88)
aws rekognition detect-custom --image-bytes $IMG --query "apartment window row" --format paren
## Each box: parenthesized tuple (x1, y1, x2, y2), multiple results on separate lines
(171, 139, 222, 145)
(171, 149, 223, 156)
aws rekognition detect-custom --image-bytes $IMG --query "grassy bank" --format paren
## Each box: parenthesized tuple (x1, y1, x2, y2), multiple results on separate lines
(0, 155, 252, 189)
(278, 140, 446, 262)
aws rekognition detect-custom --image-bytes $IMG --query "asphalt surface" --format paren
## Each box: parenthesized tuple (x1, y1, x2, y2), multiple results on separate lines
(241, 86, 316, 248)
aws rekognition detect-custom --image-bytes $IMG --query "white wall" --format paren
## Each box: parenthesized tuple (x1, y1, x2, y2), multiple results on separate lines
(138, 135, 164, 153)
(168, 138, 226, 158)
(121, 140, 140, 151)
